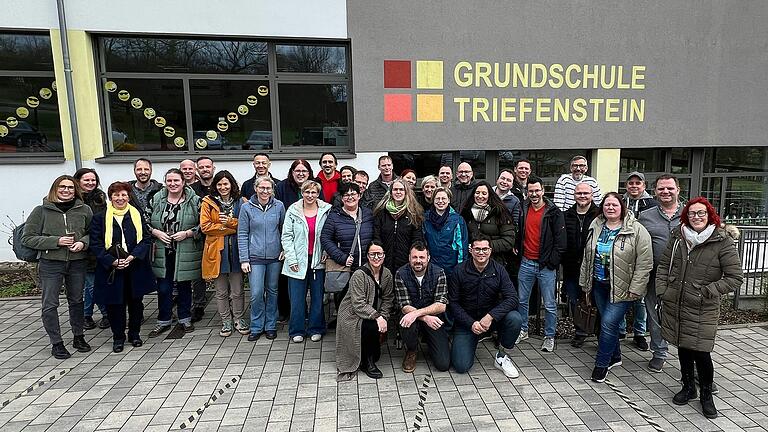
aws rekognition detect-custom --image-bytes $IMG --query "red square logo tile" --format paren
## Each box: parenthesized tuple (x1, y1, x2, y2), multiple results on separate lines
(384, 94, 412, 122)
(384, 60, 412, 89)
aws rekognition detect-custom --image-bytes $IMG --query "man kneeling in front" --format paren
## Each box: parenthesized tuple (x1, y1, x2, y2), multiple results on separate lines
(395, 242, 451, 373)
(448, 234, 522, 377)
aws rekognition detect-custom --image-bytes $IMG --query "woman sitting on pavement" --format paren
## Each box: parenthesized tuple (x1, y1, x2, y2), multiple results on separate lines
(90, 181, 155, 352)
(657, 197, 743, 419)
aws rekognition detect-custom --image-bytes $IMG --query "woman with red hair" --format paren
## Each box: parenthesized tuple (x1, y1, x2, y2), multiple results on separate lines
(656, 197, 743, 419)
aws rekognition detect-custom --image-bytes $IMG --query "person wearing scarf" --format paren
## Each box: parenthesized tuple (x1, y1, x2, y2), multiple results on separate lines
(90, 182, 155, 353)
(422, 187, 468, 276)
(373, 179, 424, 275)
(460, 181, 516, 268)
(656, 197, 743, 419)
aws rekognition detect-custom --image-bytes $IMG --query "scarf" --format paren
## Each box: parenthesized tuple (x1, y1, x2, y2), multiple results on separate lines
(471, 203, 491, 222)
(427, 207, 450, 230)
(681, 224, 716, 250)
(105, 203, 143, 250)
(385, 199, 407, 219)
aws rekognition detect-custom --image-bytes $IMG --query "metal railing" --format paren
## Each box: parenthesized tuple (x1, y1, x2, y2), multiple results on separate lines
(732, 225, 768, 308)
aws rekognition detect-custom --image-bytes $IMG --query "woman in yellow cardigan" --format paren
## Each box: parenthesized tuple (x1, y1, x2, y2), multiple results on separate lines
(200, 170, 248, 337)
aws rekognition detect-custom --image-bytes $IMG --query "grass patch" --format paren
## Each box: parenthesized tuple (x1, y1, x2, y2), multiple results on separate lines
(0, 281, 35, 298)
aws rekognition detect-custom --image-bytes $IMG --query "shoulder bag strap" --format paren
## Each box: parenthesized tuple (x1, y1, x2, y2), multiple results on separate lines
(348, 208, 362, 260)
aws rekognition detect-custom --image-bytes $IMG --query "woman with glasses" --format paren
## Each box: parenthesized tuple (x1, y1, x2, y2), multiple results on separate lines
(22, 175, 93, 359)
(460, 181, 516, 268)
(148, 169, 203, 337)
(373, 179, 424, 275)
(90, 182, 155, 352)
(422, 187, 468, 276)
(580, 192, 653, 383)
(335, 241, 394, 380)
(239, 176, 286, 341)
(282, 180, 332, 343)
(276, 159, 314, 209)
(200, 171, 248, 338)
(657, 197, 743, 419)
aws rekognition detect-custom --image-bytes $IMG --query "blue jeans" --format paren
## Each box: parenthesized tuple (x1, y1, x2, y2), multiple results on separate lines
(618, 298, 647, 336)
(83, 271, 107, 318)
(592, 280, 633, 368)
(248, 261, 281, 333)
(451, 310, 522, 373)
(563, 276, 587, 337)
(517, 258, 557, 337)
(288, 268, 326, 337)
(157, 277, 192, 325)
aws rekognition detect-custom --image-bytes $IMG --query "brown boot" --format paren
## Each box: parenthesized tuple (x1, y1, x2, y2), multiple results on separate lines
(402, 351, 417, 373)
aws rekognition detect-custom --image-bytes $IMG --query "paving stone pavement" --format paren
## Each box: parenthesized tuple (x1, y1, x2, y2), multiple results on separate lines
(0, 297, 767, 431)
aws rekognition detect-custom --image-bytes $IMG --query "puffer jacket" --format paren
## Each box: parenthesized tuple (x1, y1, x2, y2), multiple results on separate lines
(320, 206, 375, 269)
(149, 186, 203, 282)
(238, 196, 285, 262)
(373, 209, 423, 274)
(281, 200, 332, 278)
(462, 209, 515, 266)
(200, 196, 243, 280)
(22, 198, 93, 261)
(579, 212, 653, 302)
(275, 179, 302, 209)
(657, 226, 743, 352)
(450, 180, 477, 212)
(448, 259, 518, 329)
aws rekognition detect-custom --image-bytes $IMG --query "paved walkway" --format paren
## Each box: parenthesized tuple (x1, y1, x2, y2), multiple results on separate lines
(0, 296, 766, 432)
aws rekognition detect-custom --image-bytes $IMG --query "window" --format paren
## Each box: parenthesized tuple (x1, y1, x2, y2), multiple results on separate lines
(702, 147, 768, 220)
(98, 36, 351, 155)
(391, 152, 454, 179)
(0, 33, 62, 155)
(620, 148, 665, 173)
(704, 147, 768, 173)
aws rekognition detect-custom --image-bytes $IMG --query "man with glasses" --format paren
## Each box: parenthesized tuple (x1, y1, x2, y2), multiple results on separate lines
(516, 176, 566, 352)
(450, 162, 477, 211)
(316, 152, 341, 203)
(637, 173, 681, 373)
(395, 242, 450, 373)
(362, 155, 396, 209)
(242, 153, 281, 199)
(449, 234, 522, 377)
(553, 155, 602, 211)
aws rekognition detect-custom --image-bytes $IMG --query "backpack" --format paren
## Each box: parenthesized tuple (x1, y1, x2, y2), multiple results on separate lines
(9, 211, 44, 262)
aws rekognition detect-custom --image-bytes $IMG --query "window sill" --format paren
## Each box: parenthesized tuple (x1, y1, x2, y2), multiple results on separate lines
(96, 149, 357, 164)
(0, 154, 65, 165)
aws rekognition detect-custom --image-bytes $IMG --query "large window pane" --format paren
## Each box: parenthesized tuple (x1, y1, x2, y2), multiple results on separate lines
(620, 148, 665, 173)
(499, 149, 590, 179)
(276, 45, 346, 73)
(0, 76, 61, 153)
(704, 147, 768, 173)
(190, 80, 272, 151)
(722, 176, 767, 219)
(278, 83, 348, 148)
(671, 148, 691, 174)
(103, 37, 268, 75)
(459, 151, 486, 180)
(0, 34, 53, 71)
(104, 78, 186, 152)
(391, 152, 453, 179)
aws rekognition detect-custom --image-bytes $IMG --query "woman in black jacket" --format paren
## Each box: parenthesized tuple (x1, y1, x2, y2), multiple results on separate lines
(373, 179, 424, 275)
(460, 181, 516, 267)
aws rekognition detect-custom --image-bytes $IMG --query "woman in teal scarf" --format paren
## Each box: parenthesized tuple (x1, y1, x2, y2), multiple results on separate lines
(373, 178, 424, 275)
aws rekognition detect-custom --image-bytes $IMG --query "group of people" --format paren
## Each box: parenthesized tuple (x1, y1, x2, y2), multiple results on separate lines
(21, 153, 742, 419)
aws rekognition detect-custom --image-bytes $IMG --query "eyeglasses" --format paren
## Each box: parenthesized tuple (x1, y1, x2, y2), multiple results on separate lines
(58, 185, 75, 190)
(472, 247, 491, 254)
(257, 187, 272, 192)
(574, 192, 591, 196)
(457, 170, 472, 174)
(368, 252, 384, 259)
(572, 164, 587, 168)
(687, 210, 708, 218)
(294, 169, 309, 174)
(343, 193, 359, 199)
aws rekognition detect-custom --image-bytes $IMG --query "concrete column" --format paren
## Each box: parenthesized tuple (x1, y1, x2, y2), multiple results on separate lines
(592, 148, 621, 195)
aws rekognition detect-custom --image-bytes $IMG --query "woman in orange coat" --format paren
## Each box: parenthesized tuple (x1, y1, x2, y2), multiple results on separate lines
(201, 170, 248, 337)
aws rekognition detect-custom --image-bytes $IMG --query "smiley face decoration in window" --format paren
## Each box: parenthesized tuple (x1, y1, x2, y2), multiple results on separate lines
(246, 95, 258, 106)
(131, 98, 143, 109)
(39, 88, 53, 100)
(227, 112, 238, 123)
(257, 86, 268, 97)
(117, 90, 130, 101)
(26, 96, 40, 108)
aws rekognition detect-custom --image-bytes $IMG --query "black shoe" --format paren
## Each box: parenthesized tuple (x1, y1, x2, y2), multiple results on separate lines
(113, 340, 124, 353)
(182, 322, 195, 333)
(570, 335, 586, 348)
(361, 357, 383, 379)
(700, 383, 718, 419)
(131, 338, 143, 347)
(83, 316, 97, 330)
(591, 366, 608, 383)
(51, 342, 71, 360)
(633, 335, 649, 351)
(608, 357, 623, 371)
(618, 333, 627, 341)
(277, 315, 288, 324)
(327, 319, 337, 329)
(191, 307, 205, 323)
(710, 381, 718, 395)
(248, 332, 263, 342)
(97, 317, 111, 329)
(148, 324, 172, 338)
(265, 330, 277, 340)
(73, 335, 91, 353)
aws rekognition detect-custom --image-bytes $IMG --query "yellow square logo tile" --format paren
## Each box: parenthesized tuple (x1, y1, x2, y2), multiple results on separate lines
(417, 94, 443, 122)
(416, 61, 444, 90)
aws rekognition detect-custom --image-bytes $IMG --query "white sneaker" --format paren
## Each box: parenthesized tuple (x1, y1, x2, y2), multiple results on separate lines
(292, 335, 304, 343)
(541, 336, 555, 352)
(494, 353, 520, 378)
(310, 334, 322, 342)
(516, 331, 529, 345)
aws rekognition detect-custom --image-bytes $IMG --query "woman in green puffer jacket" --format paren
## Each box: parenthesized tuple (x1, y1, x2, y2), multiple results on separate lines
(22, 175, 93, 360)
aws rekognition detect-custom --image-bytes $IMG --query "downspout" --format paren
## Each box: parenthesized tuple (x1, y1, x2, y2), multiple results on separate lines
(56, 0, 83, 170)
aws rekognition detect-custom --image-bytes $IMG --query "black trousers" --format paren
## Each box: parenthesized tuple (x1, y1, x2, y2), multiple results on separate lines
(399, 320, 451, 371)
(106, 273, 144, 342)
(360, 319, 381, 363)
(278, 274, 291, 318)
(678, 346, 714, 385)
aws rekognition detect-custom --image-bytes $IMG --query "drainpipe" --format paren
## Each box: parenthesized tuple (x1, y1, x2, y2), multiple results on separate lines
(56, 0, 83, 170)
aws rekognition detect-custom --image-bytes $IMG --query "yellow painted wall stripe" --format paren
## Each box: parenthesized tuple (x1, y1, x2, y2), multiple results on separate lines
(593, 148, 621, 194)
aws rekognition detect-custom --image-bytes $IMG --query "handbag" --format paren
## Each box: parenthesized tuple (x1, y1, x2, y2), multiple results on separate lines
(324, 209, 362, 293)
(573, 294, 599, 336)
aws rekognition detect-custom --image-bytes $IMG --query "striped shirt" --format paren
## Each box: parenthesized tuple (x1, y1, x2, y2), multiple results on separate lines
(553, 174, 602, 211)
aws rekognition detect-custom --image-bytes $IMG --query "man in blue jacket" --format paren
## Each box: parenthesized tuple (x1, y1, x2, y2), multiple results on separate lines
(449, 234, 522, 378)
